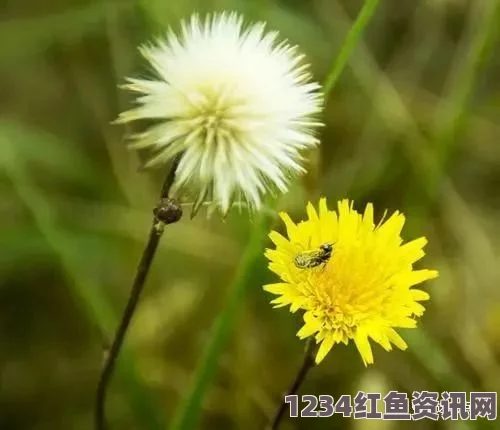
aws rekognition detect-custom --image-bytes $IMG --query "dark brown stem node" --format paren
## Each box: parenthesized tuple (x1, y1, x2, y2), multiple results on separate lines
(153, 197, 183, 225)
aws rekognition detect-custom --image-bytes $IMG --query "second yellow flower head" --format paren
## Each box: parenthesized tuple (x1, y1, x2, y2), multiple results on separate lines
(264, 198, 438, 366)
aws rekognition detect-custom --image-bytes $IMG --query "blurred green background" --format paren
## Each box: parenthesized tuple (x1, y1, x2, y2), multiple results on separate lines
(1, 0, 500, 429)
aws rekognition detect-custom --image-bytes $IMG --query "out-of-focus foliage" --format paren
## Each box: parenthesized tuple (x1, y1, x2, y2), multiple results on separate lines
(1, 0, 500, 429)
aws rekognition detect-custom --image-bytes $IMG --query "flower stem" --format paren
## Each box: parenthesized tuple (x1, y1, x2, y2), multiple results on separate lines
(268, 339, 316, 430)
(95, 154, 183, 430)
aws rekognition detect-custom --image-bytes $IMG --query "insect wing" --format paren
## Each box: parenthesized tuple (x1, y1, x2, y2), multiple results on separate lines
(294, 249, 323, 268)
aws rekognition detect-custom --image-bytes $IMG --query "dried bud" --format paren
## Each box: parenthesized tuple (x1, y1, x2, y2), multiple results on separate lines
(153, 198, 182, 224)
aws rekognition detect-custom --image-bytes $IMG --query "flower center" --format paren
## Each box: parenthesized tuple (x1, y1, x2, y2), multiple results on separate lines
(304, 283, 359, 341)
(195, 84, 245, 140)
(204, 114, 220, 130)
(196, 107, 230, 145)
(321, 305, 357, 338)
(197, 91, 235, 131)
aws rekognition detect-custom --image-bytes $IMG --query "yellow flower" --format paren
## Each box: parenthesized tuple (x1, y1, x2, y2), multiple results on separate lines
(264, 198, 439, 366)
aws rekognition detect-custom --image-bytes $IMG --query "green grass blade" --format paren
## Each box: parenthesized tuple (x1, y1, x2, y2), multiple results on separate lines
(409, 0, 500, 213)
(323, 0, 381, 97)
(0, 122, 166, 430)
(169, 209, 276, 430)
(0, 1, 132, 62)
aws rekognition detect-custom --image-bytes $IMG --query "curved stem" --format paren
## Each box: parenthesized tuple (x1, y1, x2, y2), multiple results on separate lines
(95, 154, 183, 430)
(269, 339, 316, 430)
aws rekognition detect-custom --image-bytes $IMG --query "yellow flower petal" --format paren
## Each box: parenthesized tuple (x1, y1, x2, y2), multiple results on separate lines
(406, 270, 439, 287)
(410, 289, 430, 301)
(279, 212, 299, 241)
(263, 283, 289, 295)
(318, 198, 328, 217)
(363, 203, 374, 229)
(369, 328, 392, 352)
(306, 201, 319, 223)
(269, 231, 290, 248)
(387, 328, 408, 351)
(354, 330, 373, 366)
(297, 317, 321, 339)
(396, 317, 418, 328)
(315, 334, 335, 364)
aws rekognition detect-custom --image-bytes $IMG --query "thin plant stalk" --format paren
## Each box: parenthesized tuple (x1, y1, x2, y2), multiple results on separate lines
(268, 339, 316, 430)
(169, 1, 382, 429)
(95, 153, 184, 430)
(322, 0, 381, 97)
(405, 0, 500, 219)
(2, 124, 166, 430)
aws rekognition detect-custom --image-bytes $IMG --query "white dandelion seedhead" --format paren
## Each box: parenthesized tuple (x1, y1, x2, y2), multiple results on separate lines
(117, 11, 324, 216)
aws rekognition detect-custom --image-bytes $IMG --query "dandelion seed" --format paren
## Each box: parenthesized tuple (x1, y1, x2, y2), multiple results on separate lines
(117, 12, 323, 216)
(263, 198, 439, 366)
